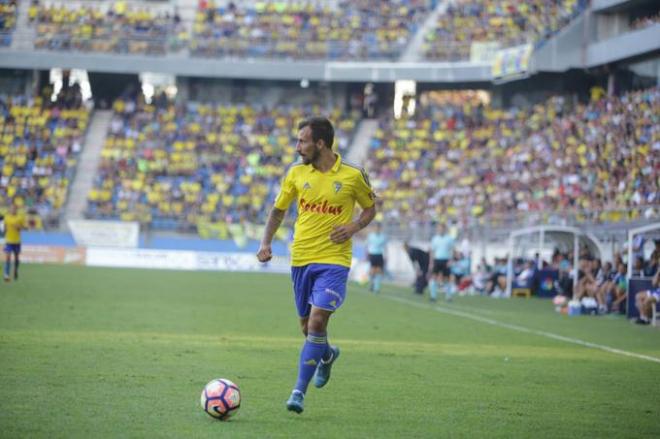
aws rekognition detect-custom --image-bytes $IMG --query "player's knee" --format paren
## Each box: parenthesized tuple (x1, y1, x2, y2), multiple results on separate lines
(307, 314, 327, 333)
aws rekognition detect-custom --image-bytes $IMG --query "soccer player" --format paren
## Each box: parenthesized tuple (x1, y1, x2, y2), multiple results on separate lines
(429, 223, 455, 301)
(256, 117, 376, 414)
(3, 205, 27, 282)
(366, 222, 387, 293)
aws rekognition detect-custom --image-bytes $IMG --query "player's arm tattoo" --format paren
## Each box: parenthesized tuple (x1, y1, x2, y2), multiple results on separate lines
(261, 207, 286, 245)
(354, 205, 376, 231)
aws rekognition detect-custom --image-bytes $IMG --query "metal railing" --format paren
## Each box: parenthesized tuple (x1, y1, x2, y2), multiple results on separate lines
(377, 205, 660, 241)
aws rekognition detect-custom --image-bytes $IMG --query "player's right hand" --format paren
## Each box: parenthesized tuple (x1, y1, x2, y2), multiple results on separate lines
(256, 244, 272, 263)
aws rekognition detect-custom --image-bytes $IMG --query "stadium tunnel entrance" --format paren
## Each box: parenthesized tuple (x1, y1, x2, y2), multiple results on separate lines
(87, 72, 141, 109)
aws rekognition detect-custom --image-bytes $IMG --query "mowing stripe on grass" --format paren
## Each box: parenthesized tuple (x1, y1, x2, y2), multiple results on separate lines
(0, 330, 608, 360)
(366, 290, 660, 365)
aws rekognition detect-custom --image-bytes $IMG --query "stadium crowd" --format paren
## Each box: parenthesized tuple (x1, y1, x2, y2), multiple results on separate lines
(366, 87, 659, 229)
(630, 12, 660, 31)
(0, 84, 90, 227)
(85, 94, 359, 232)
(191, 0, 431, 60)
(424, 0, 587, 61)
(30, 0, 188, 55)
(0, 0, 17, 47)
(411, 235, 659, 320)
(19, 0, 594, 61)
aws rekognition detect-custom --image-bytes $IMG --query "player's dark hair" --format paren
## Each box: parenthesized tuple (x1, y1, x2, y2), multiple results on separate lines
(298, 117, 334, 150)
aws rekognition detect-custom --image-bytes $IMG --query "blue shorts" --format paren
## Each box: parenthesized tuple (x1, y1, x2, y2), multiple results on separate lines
(4, 243, 20, 254)
(291, 263, 349, 318)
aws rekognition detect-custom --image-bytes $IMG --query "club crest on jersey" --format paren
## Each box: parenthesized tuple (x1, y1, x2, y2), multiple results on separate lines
(333, 181, 342, 193)
(303, 182, 311, 190)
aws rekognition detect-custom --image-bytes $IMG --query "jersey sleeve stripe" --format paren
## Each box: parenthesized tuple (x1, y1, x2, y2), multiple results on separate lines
(341, 161, 372, 187)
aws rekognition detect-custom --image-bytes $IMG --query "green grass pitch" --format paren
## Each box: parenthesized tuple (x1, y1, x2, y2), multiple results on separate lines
(1, 264, 659, 438)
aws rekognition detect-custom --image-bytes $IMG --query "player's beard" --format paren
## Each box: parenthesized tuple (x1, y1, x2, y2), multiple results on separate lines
(301, 147, 320, 165)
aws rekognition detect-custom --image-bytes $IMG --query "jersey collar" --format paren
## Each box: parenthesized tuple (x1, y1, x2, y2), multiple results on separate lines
(330, 153, 342, 173)
(311, 152, 342, 173)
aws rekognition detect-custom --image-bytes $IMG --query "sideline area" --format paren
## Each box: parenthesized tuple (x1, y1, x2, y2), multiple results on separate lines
(353, 282, 660, 364)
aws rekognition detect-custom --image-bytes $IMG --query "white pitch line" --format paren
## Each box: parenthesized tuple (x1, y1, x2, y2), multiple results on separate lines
(366, 290, 660, 365)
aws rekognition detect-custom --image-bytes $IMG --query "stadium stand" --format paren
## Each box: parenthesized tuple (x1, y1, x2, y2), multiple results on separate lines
(0, 0, 17, 47)
(366, 87, 659, 227)
(0, 85, 90, 227)
(191, 0, 432, 60)
(85, 96, 360, 232)
(30, 1, 187, 55)
(26, 0, 432, 60)
(423, 0, 588, 61)
(18, 0, 599, 62)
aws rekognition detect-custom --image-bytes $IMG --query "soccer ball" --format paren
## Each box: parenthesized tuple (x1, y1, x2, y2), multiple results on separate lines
(552, 295, 568, 312)
(200, 378, 241, 420)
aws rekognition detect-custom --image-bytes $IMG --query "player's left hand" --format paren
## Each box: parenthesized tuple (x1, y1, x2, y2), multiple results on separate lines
(256, 244, 273, 263)
(330, 223, 358, 244)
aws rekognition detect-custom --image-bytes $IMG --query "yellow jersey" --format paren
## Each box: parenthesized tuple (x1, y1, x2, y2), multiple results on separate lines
(274, 153, 375, 267)
(3, 213, 26, 244)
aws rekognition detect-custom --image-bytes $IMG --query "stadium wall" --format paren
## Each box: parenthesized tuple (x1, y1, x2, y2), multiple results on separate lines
(532, 13, 586, 72)
(16, 231, 522, 287)
(592, 0, 643, 13)
(0, 50, 493, 83)
(2, 9, 658, 87)
(587, 25, 660, 67)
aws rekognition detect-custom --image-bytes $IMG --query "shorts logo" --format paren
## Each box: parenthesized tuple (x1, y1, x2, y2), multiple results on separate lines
(304, 359, 317, 366)
(329, 300, 337, 307)
(333, 181, 342, 193)
(325, 288, 342, 303)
